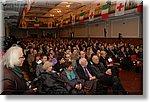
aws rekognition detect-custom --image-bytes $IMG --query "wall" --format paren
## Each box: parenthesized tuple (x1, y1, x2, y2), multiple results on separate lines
(59, 15, 142, 38)
(10, 14, 142, 39)
(110, 16, 139, 38)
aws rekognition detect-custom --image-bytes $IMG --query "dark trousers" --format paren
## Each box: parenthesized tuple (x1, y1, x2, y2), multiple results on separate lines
(99, 74, 125, 94)
(84, 79, 97, 95)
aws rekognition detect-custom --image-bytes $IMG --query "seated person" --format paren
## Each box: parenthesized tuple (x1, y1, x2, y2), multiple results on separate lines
(32, 61, 68, 95)
(48, 52, 57, 65)
(36, 54, 48, 77)
(61, 61, 84, 94)
(118, 46, 132, 71)
(76, 58, 97, 95)
(54, 56, 66, 74)
(100, 50, 119, 76)
(90, 55, 127, 95)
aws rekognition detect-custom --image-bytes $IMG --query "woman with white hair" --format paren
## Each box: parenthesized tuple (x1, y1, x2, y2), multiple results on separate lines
(31, 61, 69, 95)
(1, 45, 37, 95)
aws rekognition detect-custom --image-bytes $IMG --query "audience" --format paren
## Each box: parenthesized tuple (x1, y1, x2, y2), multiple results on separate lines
(1, 37, 143, 95)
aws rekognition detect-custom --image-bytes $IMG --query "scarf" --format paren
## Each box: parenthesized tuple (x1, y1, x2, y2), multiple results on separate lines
(65, 69, 76, 80)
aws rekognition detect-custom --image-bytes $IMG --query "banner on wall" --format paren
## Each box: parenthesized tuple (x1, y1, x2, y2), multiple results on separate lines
(79, 12, 85, 23)
(115, 0, 125, 16)
(101, 4, 109, 19)
(89, 9, 95, 21)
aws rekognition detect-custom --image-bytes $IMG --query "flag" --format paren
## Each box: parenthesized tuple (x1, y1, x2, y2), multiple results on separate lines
(24, 5, 28, 15)
(22, 10, 25, 19)
(55, 20, 59, 28)
(65, 18, 69, 26)
(48, 22, 52, 28)
(137, 0, 143, 12)
(34, 21, 40, 28)
(101, 4, 109, 19)
(79, 12, 85, 23)
(22, 19, 27, 28)
(60, 20, 63, 27)
(89, 9, 95, 21)
(115, 0, 125, 16)
(72, 15, 75, 25)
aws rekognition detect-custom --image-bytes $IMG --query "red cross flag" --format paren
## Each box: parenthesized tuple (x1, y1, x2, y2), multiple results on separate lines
(89, 9, 95, 21)
(115, 0, 125, 16)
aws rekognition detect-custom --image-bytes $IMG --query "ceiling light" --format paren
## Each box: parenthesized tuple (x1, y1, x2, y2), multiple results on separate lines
(50, 14, 54, 17)
(57, 10, 61, 13)
(66, 4, 70, 8)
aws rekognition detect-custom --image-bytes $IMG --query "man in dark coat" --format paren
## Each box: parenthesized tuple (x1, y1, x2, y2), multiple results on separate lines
(76, 58, 97, 94)
(90, 55, 128, 95)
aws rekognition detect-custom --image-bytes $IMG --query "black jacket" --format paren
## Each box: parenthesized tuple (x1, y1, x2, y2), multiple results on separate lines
(90, 63, 106, 79)
(32, 72, 68, 95)
(76, 65, 94, 81)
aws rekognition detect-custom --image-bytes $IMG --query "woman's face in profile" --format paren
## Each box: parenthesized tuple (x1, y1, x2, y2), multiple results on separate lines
(47, 65, 53, 72)
(18, 51, 25, 67)
(67, 65, 73, 71)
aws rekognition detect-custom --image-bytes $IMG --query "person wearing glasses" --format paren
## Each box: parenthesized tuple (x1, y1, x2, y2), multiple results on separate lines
(1, 45, 37, 95)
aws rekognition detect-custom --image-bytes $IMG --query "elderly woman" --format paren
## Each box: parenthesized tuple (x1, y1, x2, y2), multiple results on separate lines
(61, 61, 84, 94)
(1, 45, 37, 95)
(32, 61, 68, 95)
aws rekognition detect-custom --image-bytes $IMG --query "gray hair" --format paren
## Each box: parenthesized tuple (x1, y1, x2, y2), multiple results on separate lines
(2, 46, 23, 68)
(42, 61, 53, 71)
(92, 55, 99, 61)
(79, 58, 87, 65)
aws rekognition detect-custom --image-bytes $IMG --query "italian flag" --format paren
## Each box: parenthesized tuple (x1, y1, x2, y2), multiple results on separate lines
(72, 15, 75, 25)
(89, 9, 95, 21)
(65, 18, 69, 26)
(34, 21, 40, 28)
(79, 12, 85, 23)
(137, 0, 143, 12)
(60, 20, 63, 27)
(48, 22, 52, 28)
(55, 20, 59, 28)
(24, 5, 28, 15)
(101, 4, 109, 19)
(22, 19, 27, 28)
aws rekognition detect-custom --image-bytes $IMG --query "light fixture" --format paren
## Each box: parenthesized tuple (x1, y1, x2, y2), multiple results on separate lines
(66, 4, 70, 8)
(50, 14, 54, 17)
(57, 10, 61, 13)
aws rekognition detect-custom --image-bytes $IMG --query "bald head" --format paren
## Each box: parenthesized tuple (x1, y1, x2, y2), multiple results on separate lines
(92, 55, 99, 64)
(79, 58, 88, 67)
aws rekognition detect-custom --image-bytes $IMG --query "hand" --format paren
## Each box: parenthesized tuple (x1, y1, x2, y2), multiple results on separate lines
(59, 68, 63, 72)
(105, 69, 112, 75)
(89, 76, 96, 80)
(107, 63, 113, 67)
(32, 88, 38, 92)
(75, 84, 80, 90)
(79, 83, 82, 90)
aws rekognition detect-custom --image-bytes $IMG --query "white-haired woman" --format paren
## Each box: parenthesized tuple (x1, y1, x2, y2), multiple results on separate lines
(32, 61, 69, 95)
(1, 45, 37, 95)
